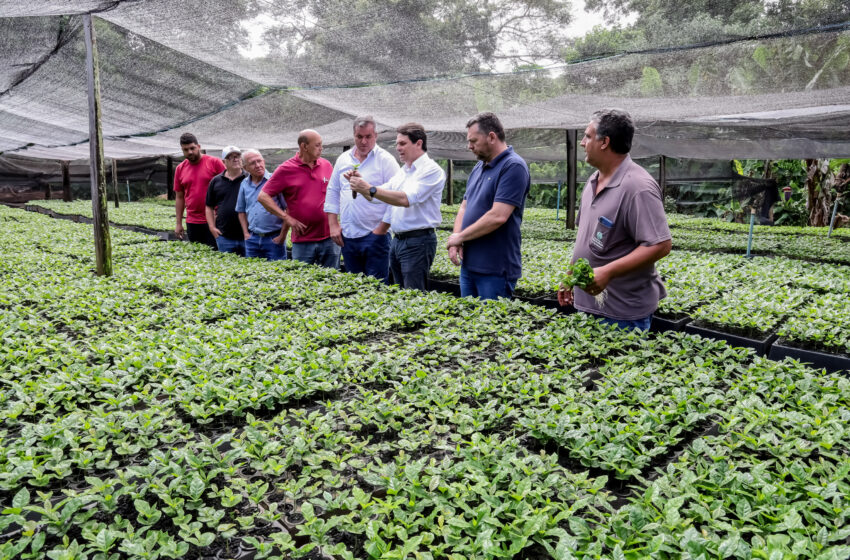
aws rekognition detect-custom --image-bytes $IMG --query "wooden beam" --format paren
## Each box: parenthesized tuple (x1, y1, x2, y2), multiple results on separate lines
(61, 161, 71, 201)
(111, 158, 120, 208)
(83, 14, 112, 276)
(566, 129, 577, 229)
(659, 155, 667, 200)
(446, 160, 454, 205)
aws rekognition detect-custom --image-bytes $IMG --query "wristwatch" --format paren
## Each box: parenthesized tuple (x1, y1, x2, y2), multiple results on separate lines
(369, 186, 377, 197)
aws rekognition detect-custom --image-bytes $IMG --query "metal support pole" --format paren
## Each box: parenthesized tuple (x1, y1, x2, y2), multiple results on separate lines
(827, 198, 841, 238)
(446, 160, 454, 205)
(111, 159, 120, 208)
(166, 156, 175, 200)
(61, 161, 71, 201)
(566, 129, 577, 229)
(126, 180, 131, 203)
(556, 181, 562, 220)
(659, 155, 667, 200)
(745, 209, 756, 259)
(83, 14, 112, 276)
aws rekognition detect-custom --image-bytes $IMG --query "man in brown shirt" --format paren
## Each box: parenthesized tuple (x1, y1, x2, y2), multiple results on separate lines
(557, 109, 672, 330)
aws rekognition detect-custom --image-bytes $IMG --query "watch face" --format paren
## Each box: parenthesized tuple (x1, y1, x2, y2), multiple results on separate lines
(369, 187, 377, 196)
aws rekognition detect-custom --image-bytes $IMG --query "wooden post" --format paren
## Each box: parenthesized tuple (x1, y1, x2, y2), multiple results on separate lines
(566, 129, 577, 230)
(166, 156, 175, 200)
(111, 158, 120, 208)
(83, 14, 112, 276)
(44, 180, 52, 200)
(61, 161, 71, 201)
(659, 155, 667, 200)
(446, 160, 454, 205)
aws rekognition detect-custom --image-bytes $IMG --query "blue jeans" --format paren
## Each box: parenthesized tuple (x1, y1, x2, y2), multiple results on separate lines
(341, 232, 390, 282)
(592, 313, 652, 331)
(215, 235, 245, 256)
(459, 267, 516, 300)
(245, 235, 286, 261)
(389, 231, 437, 291)
(291, 238, 341, 269)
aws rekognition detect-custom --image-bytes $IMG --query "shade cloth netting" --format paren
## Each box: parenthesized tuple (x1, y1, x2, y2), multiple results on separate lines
(1, 1, 849, 163)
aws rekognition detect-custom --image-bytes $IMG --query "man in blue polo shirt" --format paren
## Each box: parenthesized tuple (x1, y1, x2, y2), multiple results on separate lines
(236, 149, 289, 261)
(446, 112, 530, 300)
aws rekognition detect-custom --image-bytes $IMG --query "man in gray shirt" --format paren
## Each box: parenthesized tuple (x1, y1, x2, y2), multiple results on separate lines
(557, 109, 672, 330)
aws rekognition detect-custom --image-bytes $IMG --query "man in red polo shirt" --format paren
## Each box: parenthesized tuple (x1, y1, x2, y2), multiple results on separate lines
(174, 132, 225, 247)
(258, 129, 339, 268)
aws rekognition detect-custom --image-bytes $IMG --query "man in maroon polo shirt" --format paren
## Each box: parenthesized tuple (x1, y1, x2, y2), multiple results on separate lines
(173, 132, 225, 247)
(258, 129, 340, 269)
(557, 109, 672, 331)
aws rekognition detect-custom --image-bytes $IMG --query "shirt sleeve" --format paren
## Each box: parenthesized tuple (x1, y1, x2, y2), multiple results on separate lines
(212, 158, 225, 174)
(262, 166, 288, 198)
(324, 158, 344, 214)
(493, 161, 530, 208)
(628, 186, 672, 246)
(405, 164, 445, 206)
(235, 183, 246, 213)
(173, 164, 184, 193)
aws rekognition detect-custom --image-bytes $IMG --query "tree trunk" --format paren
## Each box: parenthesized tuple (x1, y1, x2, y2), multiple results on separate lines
(805, 159, 834, 227)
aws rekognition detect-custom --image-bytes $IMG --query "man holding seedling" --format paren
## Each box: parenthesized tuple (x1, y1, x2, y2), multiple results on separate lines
(349, 123, 445, 291)
(259, 130, 340, 269)
(205, 146, 247, 255)
(173, 132, 225, 247)
(446, 112, 530, 300)
(325, 116, 400, 282)
(557, 109, 672, 331)
(237, 150, 289, 261)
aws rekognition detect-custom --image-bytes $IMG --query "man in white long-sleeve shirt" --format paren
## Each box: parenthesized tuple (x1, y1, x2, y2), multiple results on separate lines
(324, 116, 400, 282)
(349, 122, 445, 291)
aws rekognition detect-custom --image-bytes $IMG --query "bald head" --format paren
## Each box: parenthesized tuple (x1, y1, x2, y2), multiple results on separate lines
(297, 129, 323, 166)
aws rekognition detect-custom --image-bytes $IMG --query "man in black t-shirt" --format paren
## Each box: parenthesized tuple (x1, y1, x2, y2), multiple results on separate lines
(205, 146, 248, 255)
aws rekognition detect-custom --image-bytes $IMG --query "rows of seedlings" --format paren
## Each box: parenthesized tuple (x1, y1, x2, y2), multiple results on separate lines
(1, 205, 849, 559)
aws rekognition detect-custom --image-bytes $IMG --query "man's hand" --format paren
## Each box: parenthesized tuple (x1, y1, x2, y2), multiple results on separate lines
(272, 234, 285, 245)
(175, 223, 185, 239)
(446, 232, 463, 249)
(583, 265, 612, 296)
(448, 245, 463, 266)
(343, 169, 361, 181)
(285, 215, 307, 235)
(557, 284, 574, 307)
(330, 222, 344, 247)
(349, 176, 371, 196)
(210, 226, 222, 239)
(243, 231, 251, 240)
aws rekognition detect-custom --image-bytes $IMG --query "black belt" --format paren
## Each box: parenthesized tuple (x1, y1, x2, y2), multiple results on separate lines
(394, 228, 434, 240)
(250, 230, 277, 238)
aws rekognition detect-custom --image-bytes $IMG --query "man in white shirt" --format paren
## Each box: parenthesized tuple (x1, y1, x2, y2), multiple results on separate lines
(349, 123, 445, 291)
(325, 116, 400, 282)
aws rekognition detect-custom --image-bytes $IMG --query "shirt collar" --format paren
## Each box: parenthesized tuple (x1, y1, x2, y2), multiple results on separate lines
(248, 171, 271, 186)
(405, 152, 430, 172)
(483, 145, 514, 169)
(350, 146, 376, 164)
(589, 154, 632, 192)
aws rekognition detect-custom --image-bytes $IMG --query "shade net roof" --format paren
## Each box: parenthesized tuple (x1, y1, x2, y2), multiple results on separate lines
(1, 1, 849, 163)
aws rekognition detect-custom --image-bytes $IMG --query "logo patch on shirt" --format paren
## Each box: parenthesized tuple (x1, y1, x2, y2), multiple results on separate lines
(323, 177, 329, 183)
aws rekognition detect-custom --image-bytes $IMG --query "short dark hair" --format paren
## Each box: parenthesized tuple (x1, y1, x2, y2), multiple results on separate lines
(396, 123, 427, 151)
(592, 109, 634, 154)
(179, 132, 198, 146)
(466, 112, 505, 141)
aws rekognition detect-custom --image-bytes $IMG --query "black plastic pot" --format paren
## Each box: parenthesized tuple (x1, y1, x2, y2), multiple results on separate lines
(684, 323, 777, 355)
(650, 314, 691, 333)
(768, 341, 850, 373)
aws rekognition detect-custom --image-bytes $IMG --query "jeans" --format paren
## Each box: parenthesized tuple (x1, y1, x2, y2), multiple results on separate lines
(341, 232, 390, 282)
(215, 235, 245, 256)
(592, 313, 652, 332)
(291, 238, 341, 269)
(459, 267, 517, 300)
(389, 231, 437, 291)
(187, 223, 216, 248)
(245, 235, 286, 261)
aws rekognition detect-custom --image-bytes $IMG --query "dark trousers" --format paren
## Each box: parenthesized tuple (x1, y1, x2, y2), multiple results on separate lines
(389, 230, 437, 291)
(341, 232, 390, 282)
(187, 223, 216, 248)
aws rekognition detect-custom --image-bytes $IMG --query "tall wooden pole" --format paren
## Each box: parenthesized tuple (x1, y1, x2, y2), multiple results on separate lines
(659, 155, 667, 200)
(61, 161, 71, 201)
(446, 160, 454, 205)
(111, 158, 120, 208)
(566, 129, 577, 230)
(83, 14, 112, 276)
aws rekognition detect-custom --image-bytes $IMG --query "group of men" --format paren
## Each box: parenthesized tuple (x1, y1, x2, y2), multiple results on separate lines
(174, 109, 671, 330)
